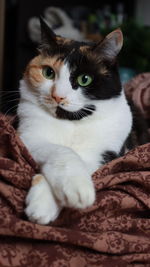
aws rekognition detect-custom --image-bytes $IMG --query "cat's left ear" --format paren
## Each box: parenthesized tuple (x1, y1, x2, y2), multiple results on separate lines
(93, 29, 123, 60)
(39, 16, 57, 46)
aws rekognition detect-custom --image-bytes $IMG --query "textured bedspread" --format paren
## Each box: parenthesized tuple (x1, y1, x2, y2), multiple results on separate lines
(0, 113, 150, 267)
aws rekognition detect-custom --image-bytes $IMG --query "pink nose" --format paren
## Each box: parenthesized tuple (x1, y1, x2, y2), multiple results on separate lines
(51, 90, 65, 104)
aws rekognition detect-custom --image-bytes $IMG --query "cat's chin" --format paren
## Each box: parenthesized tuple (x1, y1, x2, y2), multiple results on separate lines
(56, 105, 96, 121)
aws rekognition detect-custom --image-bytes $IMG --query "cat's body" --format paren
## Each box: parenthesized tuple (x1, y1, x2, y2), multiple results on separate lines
(19, 81, 131, 175)
(17, 19, 132, 225)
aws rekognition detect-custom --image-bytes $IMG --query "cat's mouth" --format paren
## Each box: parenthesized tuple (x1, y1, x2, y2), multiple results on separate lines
(43, 96, 96, 120)
(56, 105, 96, 120)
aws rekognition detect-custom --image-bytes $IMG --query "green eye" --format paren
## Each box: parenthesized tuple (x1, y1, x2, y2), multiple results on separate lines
(77, 74, 93, 87)
(42, 66, 55, 80)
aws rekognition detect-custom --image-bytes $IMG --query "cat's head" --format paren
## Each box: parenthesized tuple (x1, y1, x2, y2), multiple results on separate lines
(23, 18, 123, 120)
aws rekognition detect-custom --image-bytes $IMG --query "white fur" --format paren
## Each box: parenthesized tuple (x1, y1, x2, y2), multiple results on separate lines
(25, 175, 60, 224)
(18, 63, 132, 225)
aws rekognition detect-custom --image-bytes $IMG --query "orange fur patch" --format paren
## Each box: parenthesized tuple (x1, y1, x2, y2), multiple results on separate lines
(99, 66, 109, 75)
(32, 174, 44, 186)
(56, 36, 73, 46)
(24, 55, 64, 88)
(79, 46, 89, 52)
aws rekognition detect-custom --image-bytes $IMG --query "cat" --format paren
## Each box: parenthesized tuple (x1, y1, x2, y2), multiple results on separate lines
(17, 18, 132, 225)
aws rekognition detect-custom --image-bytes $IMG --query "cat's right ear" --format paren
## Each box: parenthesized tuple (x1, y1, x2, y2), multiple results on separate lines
(92, 29, 123, 60)
(39, 16, 57, 47)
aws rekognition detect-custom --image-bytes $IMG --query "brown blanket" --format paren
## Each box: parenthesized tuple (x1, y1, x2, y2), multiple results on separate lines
(0, 114, 150, 266)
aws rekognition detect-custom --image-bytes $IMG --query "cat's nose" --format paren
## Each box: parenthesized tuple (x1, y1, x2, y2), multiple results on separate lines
(51, 90, 65, 104)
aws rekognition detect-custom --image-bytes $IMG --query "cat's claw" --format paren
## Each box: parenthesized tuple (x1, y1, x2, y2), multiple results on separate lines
(25, 175, 60, 225)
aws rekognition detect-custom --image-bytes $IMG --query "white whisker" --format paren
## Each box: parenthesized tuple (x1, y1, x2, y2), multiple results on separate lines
(0, 90, 20, 93)
(7, 113, 18, 125)
(6, 98, 20, 103)
(1, 90, 40, 98)
(4, 104, 19, 116)
(69, 102, 96, 113)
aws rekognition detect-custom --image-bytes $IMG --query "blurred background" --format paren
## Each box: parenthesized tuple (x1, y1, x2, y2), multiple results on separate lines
(0, 0, 150, 114)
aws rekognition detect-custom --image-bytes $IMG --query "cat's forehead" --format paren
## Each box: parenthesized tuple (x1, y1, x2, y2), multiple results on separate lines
(41, 36, 93, 63)
(54, 38, 105, 67)
(56, 36, 90, 50)
(27, 37, 108, 77)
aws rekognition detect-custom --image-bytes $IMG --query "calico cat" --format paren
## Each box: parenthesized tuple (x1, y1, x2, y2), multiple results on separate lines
(17, 18, 132, 225)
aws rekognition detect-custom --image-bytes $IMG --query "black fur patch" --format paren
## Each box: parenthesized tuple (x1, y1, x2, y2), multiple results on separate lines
(67, 53, 122, 100)
(101, 138, 128, 166)
(101, 151, 119, 165)
(56, 105, 96, 120)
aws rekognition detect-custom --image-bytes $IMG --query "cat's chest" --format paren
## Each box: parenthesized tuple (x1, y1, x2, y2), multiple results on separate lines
(45, 118, 101, 173)
(46, 118, 99, 149)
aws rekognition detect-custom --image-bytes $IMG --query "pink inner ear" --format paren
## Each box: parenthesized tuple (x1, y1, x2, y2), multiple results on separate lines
(106, 29, 123, 48)
(92, 29, 123, 60)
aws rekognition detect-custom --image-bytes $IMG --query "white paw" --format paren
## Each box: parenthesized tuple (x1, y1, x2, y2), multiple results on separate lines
(25, 175, 60, 225)
(43, 161, 95, 209)
(56, 175, 95, 209)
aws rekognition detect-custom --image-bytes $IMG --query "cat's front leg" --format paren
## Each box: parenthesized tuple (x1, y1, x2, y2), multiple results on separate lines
(25, 174, 61, 225)
(42, 147, 95, 209)
(24, 141, 95, 224)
